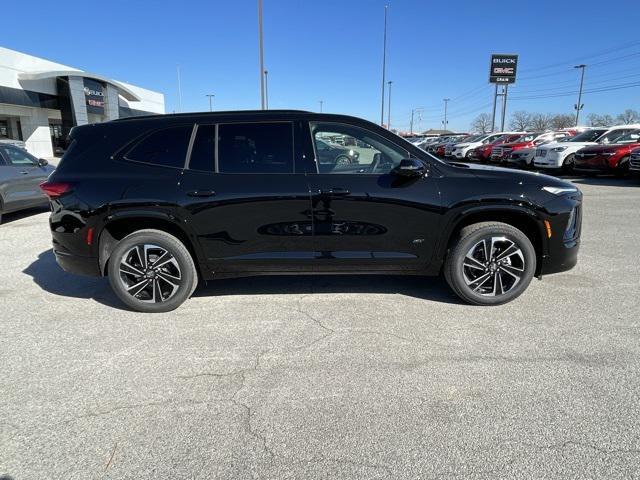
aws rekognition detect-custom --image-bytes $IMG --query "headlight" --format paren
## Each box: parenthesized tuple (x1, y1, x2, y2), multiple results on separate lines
(551, 146, 568, 152)
(542, 186, 578, 195)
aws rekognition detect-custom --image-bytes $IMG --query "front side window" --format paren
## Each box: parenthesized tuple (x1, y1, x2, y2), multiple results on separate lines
(571, 129, 606, 143)
(311, 122, 409, 174)
(124, 125, 193, 168)
(600, 129, 632, 144)
(218, 122, 294, 174)
(1, 146, 37, 166)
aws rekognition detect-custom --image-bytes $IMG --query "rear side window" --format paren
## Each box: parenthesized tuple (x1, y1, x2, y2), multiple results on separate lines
(218, 122, 293, 173)
(124, 125, 193, 168)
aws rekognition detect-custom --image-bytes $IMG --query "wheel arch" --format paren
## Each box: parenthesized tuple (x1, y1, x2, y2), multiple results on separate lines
(438, 205, 547, 276)
(98, 211, 205, 278)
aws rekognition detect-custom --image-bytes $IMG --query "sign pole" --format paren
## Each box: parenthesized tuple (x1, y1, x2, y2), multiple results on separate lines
(500, 84, 509, 132)
(490, 83, 498, 132)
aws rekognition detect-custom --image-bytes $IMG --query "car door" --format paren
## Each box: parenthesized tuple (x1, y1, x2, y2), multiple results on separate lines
(304, 121, 442, 272)
(0, 145, 46, 211)
(178, 120, 314, 275)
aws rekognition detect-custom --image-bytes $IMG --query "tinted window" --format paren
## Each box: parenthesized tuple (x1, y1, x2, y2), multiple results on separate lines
(1, 146, 37, 166)
(311, 122, 409, 174)
(189, 124, 215, 172)
(570, 129, 606, 142)
(218, 122, 293, 174)
(125, 125, 192, 168)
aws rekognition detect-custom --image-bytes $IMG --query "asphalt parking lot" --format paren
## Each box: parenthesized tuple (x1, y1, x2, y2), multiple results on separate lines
(1, 176, 639, 479)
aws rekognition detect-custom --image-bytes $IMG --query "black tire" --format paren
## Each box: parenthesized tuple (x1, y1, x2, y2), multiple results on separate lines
(107, 229, 198, 313)
(335, 155, 351, 166)
(615, 156, 629, 178)
(444, 222, 536, 306)
(562, 154, 575, 173)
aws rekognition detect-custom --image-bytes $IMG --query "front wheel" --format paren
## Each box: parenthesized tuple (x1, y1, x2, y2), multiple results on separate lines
(562, 154, 575, 173)
(107, 229, 198, 313)
(444, 222, 536, 305)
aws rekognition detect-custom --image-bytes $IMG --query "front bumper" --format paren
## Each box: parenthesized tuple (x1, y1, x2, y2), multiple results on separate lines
(574, 155, 614, 173)
(534, 151, 563, 168)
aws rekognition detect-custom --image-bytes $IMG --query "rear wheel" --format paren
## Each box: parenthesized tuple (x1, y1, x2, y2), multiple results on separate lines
(562, 154, 575, 173)
(107, 229, 198, 313)
(444, 222, 536, 306)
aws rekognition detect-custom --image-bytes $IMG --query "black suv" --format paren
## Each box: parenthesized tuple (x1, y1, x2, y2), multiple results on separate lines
(41, 111, 582, 312)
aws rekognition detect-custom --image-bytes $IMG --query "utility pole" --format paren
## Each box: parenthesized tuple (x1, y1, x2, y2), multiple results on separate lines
(574, 64, 586, 126)
(410, 108, 423, 135)
(264, 70, 269, 109)
(205, 94, 215, 112)
(176, 65, 182, 113)
(258, 0, 266, 110)
(387, 81, 393, 129)
(500, 84, 509, 131)
(319, 100, 323, 112)
(442, 98, 450, 131)
(380, 5, 388, 126)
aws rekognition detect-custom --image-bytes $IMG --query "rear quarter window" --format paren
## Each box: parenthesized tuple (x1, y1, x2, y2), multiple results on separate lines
(123, 125, 193, 169)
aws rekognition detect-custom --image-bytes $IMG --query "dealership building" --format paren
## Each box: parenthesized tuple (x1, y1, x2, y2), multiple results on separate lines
(0, 47, 165, 158)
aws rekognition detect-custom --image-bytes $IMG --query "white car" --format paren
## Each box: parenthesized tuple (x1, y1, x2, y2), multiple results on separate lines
(451, 132, 513, 160)
(534, 125, 640, 170)
(502, 131, 574, 167)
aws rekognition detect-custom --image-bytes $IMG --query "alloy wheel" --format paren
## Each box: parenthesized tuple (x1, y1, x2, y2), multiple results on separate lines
(462, 236, 525, 296)
(118, 244, 182, 303)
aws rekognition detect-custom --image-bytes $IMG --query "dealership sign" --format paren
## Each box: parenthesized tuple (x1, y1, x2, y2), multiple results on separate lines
(489, 54, 518, 84)
(83, 78, 105, 109)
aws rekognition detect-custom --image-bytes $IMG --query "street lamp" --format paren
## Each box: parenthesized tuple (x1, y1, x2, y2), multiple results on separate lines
(442, 98, 450, 131)
(574, 64, 587, 126)
(205, 94, 215, 112)
(258, 0, 266, 109)
(387, 81, 393, 130)
(264, 70, 269, 109)
(380, 5, 388, 126)
(410, 107, 423, 135)
(319, 100, 323, 113)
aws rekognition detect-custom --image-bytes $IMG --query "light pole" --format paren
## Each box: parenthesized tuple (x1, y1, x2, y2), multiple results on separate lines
(574, 64, 587, 126)
(264, 70, 269, 109)
(205, 94, 215, 112)
(258, 0, 266, 110)
(410, 107, 423, 135)
(387, 81, 393, 129)
(442, 98, 450, 131)
(319, 100, 323, 112)
(176, 65, 182, 113)
(380, 5, 388, 126)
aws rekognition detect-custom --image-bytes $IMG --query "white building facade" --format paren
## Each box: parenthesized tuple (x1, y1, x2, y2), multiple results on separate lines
(0, 47, 165, 157)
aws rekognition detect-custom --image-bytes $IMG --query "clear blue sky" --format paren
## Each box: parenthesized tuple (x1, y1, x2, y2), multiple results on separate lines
(3, 0, 639, 131)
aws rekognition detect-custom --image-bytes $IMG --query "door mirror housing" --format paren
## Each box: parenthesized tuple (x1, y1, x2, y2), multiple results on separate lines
(37, 158, 48, 167)
(392, 158, 427, 177)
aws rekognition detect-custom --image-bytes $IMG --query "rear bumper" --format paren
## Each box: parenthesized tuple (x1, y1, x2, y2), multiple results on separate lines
(53, 248, 101, 277)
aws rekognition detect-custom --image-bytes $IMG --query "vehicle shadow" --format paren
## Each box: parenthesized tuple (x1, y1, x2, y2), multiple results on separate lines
(0, 206, 49, 225)
(23, 249, 124, 310)
(194, 274, 463, 304)
(25, 249, 463, 308)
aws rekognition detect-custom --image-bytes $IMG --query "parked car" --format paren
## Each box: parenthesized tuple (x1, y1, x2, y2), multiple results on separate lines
(0, 138, 27, 149)
(41, 110, 582, 312)
(492, 131, 573, 165)
(505, 132, 574, 168)
(468, 133, 525, 162)
(444, 135, 478, 157)
(0, 144, 54, 224)
(451, 132, 506, 160)
(573, 130, 640, 176)
(428, 134, 467, 157)
(315, 138, 360, 165)
(533, 125, 640, 171)
(629, 147, 640, 176)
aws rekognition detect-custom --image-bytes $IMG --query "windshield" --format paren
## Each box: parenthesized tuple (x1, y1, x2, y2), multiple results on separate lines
(512, 133, 537, 143)
(570, 129, 607, 142)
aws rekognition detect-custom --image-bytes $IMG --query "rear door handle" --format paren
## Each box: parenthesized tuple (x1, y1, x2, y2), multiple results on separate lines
(319, 188, 350, 196)
(186, 189, 216, 197)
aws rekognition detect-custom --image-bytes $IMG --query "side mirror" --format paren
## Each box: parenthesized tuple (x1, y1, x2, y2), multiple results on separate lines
(37, 158, 48, 167)
(392, 158, 427, 177)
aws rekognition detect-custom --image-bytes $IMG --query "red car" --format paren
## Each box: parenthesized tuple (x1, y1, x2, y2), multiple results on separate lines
(574, 130, 640, 176)
(490, 131, 573, 164)
(468, 133, 524, 162)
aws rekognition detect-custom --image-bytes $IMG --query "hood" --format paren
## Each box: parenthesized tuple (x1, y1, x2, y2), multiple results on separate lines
(456, 162, 575, 189)
(454, 143, 470, 148)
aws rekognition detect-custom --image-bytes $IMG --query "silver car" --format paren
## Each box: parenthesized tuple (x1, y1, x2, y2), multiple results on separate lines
(0, 143, 55, 224)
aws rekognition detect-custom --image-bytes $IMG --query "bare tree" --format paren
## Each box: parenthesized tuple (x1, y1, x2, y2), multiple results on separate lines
(530, 113, 553, 131)
(616, 109, 640, 125)
(470, 113, 492, 134)
(550, 114, 574, 129)
(509, 111, 532, 131)
(587, 113, 614, 127)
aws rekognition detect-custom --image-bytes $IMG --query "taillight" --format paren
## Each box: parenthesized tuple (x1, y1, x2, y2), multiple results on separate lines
(40, 181, 72, 198)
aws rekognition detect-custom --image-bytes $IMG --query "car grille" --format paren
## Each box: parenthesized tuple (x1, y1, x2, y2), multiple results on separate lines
(630, 151, 640, 171)
(492, 147, 503, 157)
(536, 149, 547, 157)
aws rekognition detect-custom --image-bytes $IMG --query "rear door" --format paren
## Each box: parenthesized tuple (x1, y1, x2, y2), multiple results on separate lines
(178, 120, 314, 275)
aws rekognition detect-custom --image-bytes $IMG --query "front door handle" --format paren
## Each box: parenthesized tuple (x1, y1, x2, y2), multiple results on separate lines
(186, 189, 216, 197)
(20, 170, 29, 175)
(319, 188, 350, 196)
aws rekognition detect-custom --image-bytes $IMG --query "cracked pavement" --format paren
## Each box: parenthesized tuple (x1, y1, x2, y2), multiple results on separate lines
(1, 177, 639, 479)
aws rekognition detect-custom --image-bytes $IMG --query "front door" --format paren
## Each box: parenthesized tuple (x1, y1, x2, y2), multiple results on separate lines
(0, 145, 46, 211)
(178, 121, 314, 275)
(305, 121, 442, 272)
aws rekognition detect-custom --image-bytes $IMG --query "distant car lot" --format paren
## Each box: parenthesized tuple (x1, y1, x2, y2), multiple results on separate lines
(1, 175, 639, 479)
